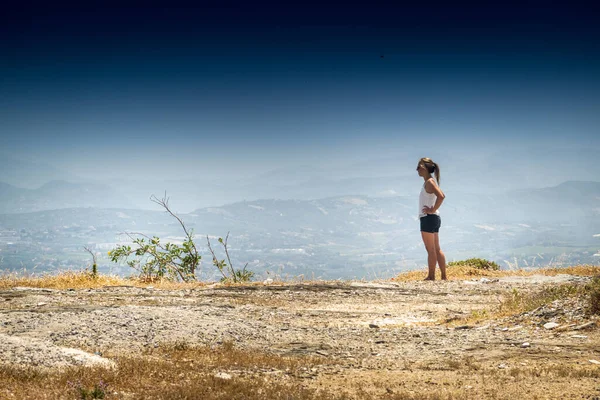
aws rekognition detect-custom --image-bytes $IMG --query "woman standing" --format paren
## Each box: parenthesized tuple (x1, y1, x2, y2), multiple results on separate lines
(417, 158, 447, 280)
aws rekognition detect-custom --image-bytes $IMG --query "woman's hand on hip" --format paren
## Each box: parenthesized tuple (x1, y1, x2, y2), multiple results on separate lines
(422, 206, 435, 214)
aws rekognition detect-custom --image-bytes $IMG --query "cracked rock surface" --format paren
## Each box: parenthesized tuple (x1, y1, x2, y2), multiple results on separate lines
(0, 275, 598, 372)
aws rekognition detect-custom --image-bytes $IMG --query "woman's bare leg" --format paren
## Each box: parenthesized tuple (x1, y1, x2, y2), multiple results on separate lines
(421, 232, 437, 280)
(434, 233, 447, 280)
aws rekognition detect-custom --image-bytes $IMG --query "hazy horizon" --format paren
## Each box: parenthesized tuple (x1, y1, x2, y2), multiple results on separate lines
(2, 3, 599, 197)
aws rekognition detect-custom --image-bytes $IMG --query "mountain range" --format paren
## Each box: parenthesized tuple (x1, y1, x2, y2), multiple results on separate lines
(0, 180, 598, 278)
(0, 180, 134, 214)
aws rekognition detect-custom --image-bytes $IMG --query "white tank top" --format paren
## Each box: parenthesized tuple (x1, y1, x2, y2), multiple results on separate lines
(418, 180, 440, 218)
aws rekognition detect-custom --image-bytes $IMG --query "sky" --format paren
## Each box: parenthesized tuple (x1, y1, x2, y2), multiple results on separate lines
(1, 2, 599, 184)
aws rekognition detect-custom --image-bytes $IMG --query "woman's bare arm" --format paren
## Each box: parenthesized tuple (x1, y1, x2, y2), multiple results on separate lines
(423, 178, 445, 214)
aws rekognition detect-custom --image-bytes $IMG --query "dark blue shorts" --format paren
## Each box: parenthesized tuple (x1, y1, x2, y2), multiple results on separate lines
(420, 214, 441, 233)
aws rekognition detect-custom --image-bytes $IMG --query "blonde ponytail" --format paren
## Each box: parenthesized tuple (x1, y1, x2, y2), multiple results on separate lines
(433, 162, 440, 184)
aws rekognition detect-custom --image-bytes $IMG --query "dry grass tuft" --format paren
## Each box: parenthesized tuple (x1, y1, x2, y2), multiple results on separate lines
(0, 271, 128, 290)
(588, 275, 600, 315)
(0, 271, 211, 290)
(496, 284, 582, 316)
(448, 277, 600, 326)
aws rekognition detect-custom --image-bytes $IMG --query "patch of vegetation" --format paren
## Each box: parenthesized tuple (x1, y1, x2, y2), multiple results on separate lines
(0, 342, 343, 400)
(109, 194, 201, 282)
(69, 379, 108, 399)
(83, 246, 98, 279)
(109, 194, 253, 283)
(586, 275, 600, 315)
(448, 258, 500, 271)
(498, 284, 581, 315)
(0, 271, 127, 290)
(496, 276, 600, 318)
(207, 233, 254, 283)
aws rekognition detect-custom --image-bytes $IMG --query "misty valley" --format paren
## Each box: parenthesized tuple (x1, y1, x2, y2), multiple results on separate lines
(0, 180, 598, 280)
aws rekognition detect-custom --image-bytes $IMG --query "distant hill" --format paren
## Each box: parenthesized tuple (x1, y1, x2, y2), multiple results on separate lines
(0, 180, 135, 214)
(0, 156, 81, 189)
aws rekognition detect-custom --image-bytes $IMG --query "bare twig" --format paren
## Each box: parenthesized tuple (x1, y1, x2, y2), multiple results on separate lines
(83, 246, 98, 276)
(207, 235, 228, 281)
(151, 192, 200, 278)
(221, 232, 237, 281)
(83, 246, 97, 264)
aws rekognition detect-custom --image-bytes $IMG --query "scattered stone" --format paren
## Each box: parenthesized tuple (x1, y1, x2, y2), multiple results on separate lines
(498, 363, 508, 369)
(589, 360, 600, 366)
(316, 350, 329, 356)
(263, 278, 274, 285)
(573, 322, 596, 331)
(479, 278, 498, 283)
(521, 342, 530, 348)
(12, 287, 57, 293)
(36, 302, 47, 307)
(543, 322, 560, 330)
(214, 372, 233, 380)
(508, 325, 522, 331)
(571, 335, 588, 339)
(454, 325, 472, 330)
(350, 282, 398, 289)
(369, 318, 398, 328)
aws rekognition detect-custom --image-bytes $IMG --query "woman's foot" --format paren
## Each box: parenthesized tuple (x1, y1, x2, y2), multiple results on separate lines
(424, 276, 435, 281)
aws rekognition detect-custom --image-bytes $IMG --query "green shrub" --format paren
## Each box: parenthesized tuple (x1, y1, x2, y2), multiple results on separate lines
(448, 258, 500, 271)
(109, 194, 201, 282)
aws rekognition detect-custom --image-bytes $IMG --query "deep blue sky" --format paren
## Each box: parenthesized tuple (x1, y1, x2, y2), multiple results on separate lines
(1, 2, 599, 181)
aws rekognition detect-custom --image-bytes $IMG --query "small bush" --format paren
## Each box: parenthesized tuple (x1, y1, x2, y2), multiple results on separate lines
(69, 380, 108, 400)
(448, 258, 500, 271)
(586, 275, 600, 315)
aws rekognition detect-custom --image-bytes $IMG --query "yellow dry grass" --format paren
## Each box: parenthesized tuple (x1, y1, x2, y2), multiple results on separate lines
(0, 271, 209, 290)
(1, 264, 598, 291)
(2, 342, 598, 400)
(391, 264, 600, 282)
(0, 342, 340, 400)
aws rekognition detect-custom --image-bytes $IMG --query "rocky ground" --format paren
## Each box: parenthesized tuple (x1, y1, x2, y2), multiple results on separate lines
(1, 274, 599, 399)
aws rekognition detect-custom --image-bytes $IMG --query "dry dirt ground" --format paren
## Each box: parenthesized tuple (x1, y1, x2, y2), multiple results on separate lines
(1, 275, 599, 399)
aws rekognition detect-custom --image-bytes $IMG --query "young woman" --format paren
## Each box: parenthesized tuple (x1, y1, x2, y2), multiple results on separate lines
(416, 157, 447, 280)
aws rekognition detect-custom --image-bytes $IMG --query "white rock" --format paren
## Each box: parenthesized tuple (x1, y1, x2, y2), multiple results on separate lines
(369, 318, 398, 328)
(214, 372, 232, 380)
(521, 342, 530, 348)
(589, 360, 600, 365)
(263, 278, 274, 285)
(543, 322, 560, 330)
(508, 325, 522, 331)
(571, 335, 588, 339)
